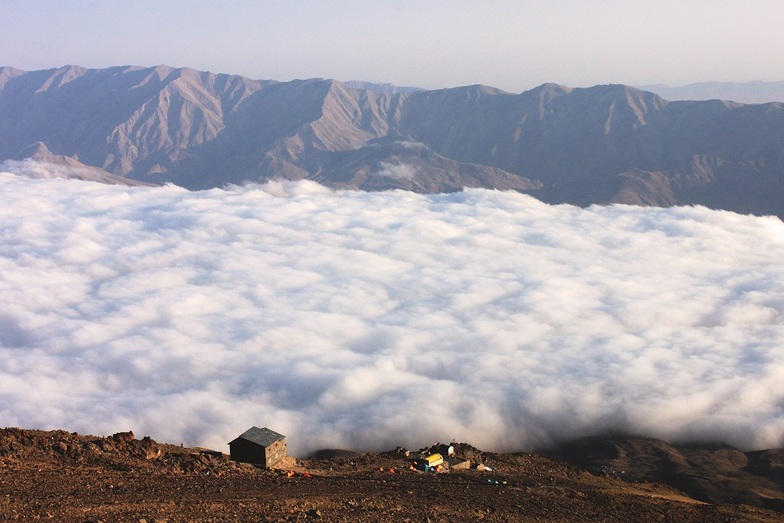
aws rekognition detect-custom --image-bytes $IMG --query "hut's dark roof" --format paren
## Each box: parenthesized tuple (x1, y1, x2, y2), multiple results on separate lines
(230, 426, 285, 447)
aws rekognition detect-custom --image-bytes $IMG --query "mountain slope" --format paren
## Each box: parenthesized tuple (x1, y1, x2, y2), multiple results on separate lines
(0, 65, 267, 178)
(311, 135, 540, 192)
(551, 436, 784, 512)
(2, 66, 784, 216)
(1, 141, 153, 186)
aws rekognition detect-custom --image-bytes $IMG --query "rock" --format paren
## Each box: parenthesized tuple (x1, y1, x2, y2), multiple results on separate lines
(112, 431, 135, 443)
(448, 458, 471, 471)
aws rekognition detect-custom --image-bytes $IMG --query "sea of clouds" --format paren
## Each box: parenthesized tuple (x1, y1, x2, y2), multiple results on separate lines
(2, 165, 784, 455)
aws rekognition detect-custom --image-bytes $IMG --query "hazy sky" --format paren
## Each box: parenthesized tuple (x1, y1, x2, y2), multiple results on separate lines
(2, 165, 784, 453)
(2, 0, 782, 92)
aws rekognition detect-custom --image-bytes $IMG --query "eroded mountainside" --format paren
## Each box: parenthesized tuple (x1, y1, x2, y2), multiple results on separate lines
(2, 65, 784, 215)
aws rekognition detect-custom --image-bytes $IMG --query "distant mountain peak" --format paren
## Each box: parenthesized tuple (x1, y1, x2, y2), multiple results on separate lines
(638, 80, 784, 104)
(13, 140, 52, 159)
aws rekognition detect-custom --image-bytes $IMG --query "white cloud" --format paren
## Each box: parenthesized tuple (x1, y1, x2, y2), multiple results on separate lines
(2, 166, 784, 455)
(373, 160, 417, 180)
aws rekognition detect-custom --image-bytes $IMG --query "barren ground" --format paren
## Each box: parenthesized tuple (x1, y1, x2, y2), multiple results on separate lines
(1, 428, 782, 522)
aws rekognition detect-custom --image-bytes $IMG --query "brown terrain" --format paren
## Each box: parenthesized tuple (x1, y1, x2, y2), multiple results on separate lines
(2, 428, 783, 522)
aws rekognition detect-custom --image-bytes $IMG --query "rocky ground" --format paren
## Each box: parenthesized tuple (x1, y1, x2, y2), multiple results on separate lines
(1, 428, 782, 522)
(548, 436, 784, 512)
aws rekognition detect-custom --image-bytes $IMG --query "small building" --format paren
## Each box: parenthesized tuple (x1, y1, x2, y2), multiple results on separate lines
(228, 426, 287, 468)
(437, 444, 455, 457)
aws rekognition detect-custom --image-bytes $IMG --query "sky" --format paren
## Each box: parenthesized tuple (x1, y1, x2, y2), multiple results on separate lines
(2, 162, 784, 454)
(2, 0, 783, 92)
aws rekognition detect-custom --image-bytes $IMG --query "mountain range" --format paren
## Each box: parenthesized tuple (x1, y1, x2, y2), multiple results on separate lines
(2, 65, 783, 216)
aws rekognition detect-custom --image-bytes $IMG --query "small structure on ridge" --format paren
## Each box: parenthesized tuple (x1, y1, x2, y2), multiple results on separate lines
(228, 426, 287, 468)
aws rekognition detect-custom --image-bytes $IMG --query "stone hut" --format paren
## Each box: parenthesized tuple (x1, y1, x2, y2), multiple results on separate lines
(228, 426, 287, 468)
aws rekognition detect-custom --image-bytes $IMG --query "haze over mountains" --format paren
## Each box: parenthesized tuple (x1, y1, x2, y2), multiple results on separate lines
(1, 65, 784, 216)
(640, 81, 784, 105)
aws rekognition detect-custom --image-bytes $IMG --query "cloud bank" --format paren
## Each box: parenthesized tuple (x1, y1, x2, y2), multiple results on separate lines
(1, 167, 784, 455)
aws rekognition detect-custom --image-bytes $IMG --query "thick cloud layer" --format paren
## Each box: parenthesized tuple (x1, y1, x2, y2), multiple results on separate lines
(2, 168, 784, 455)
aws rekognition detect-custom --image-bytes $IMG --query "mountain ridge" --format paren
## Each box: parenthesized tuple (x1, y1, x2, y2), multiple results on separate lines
(2, 65, 784, 216)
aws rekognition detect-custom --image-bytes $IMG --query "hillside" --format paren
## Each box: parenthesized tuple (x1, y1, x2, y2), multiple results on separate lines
(3, 141, 154, 186)
(2, 65, 784, 216)
(2, 428, 782, 522)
